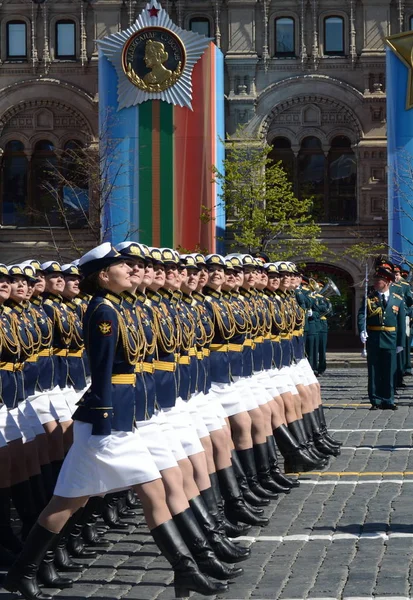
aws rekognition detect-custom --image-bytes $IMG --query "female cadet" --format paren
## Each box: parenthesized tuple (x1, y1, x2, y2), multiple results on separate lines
(115, 242, 246, 577)
(4, 243, 227, 600)
(40, 261, 75, 453)
(6, 265, 51, 516)
(0, 264, 36, 558)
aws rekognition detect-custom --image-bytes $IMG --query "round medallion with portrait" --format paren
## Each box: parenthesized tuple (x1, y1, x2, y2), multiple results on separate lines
(122, 27, 186, 92)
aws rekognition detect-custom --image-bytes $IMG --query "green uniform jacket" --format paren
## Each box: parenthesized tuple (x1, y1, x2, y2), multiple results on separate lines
(357, 290, 406, 349)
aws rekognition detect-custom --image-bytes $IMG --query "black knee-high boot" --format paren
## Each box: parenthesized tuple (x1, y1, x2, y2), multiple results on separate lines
(0, 487, 23, 554)
(302, 412, 340, 457)
(315, 406, 342, 446)
(101, 493, 129, 530)
(40, 464, 55, 501)
(236, 448, 278, 499)
(10, 480, 39, 540)
(288, 420, 329, 464)
(273, 424, 325, 473)
(4, 523, 57, 600)
(29, 474, 48, 514)
(173, 508, 241, 580)
(266, 435, 300, 488)
(252, 443, 291, 493)
(230, 450, 269, 507)
(54, 513, 86, 572)
(208, 472, 251, 537)
(66, 508, 97, 559)
(190, 493, 250, 563)
(80, 497, 111, 547)
(216, 466, 269, 526)
(151, 519, 228, 598)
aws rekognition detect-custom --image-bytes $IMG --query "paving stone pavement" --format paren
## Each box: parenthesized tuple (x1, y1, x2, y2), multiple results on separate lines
(2, 368, 413, 600)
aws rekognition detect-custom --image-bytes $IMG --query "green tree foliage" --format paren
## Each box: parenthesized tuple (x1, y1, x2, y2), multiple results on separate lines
(213, 132, 325, 260)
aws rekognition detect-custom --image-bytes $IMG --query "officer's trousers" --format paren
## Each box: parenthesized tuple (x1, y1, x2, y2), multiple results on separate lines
(367, 345, 396, 406)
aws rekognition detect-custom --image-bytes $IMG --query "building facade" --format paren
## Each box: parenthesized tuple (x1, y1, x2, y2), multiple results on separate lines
(0, 0, 407, 340)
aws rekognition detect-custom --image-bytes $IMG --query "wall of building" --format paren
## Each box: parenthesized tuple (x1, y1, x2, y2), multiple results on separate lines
(0, 0, 407, 332)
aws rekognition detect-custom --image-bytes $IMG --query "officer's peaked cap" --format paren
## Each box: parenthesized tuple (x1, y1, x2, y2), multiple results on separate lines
(205, 254, 226, 268)
(115, 241, 146, 260)
(61, 264, 81, 277)
(41, 261, 63, 275)
(79, 243, 123, 277)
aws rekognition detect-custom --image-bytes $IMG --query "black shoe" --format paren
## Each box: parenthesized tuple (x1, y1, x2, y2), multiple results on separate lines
(190, 494, 250, 564)
(380, 403, 398, 410)
(4, 523, 57, 600)
(216, 466, 269, 527)
(370, 405, 379, 410)
(266, 436, 298, 488)
(151, 520, 228, 597)
(82, 523, 111, 547)
(38, 551, 73, 589)
(236, 448, 278, 499)
(174, 508, 243, 580)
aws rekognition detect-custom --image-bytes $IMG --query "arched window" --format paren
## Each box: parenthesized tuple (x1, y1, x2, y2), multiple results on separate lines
(328, 136, 356, 222)
(7, 21, 27, 59)
(269, 137, 295, 181)
(189, 17, 210, 37)
(275, 17, 295, 56)
(409, 15, 413, 30)
(324, 16, 344, 55)
(31, 140, 61, 225)
(61, 140, 89, 226)
(56, 19, 76, 59)
(298, 137, 326, 221)
(1, 141, 28, 225)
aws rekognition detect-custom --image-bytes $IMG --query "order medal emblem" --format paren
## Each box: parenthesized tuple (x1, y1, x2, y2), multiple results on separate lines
(122, 27, 186, 93)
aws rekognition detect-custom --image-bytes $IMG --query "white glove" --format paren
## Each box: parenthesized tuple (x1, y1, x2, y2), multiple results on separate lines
(360, 331, 368, 344)
(396, 346, 404, 354)
(307, 309, 313, 317)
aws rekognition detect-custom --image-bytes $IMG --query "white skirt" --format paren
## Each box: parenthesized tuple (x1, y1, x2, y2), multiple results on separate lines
(185, 393, 210, 439)
(0, 405, 22, 443)
(251, 372, 273, 406)
(8, 407, 36, 443)
(48, 387, 73, 423)
(54, 421, 161, 498)
(18, 400, 45, 436)
(193, 391, 226, 432)
(135, 415, 178, 472)
(154, 409, 188, 462)
(211, 381, 247, 417)
(163, 398, 204, 457)
(269, 367, 299, 396)
(297, 358, 319, 385)
(27, 391, 60, 425)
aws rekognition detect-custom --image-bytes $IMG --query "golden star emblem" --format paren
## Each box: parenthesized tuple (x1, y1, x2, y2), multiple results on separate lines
(386, 31, 413, 109)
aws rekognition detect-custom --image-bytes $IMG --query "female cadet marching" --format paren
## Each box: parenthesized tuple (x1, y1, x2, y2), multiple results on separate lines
(4, 242, 227, 600)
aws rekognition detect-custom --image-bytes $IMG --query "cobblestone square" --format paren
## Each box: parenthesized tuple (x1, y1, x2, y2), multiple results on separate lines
(3, 367, 413, 600)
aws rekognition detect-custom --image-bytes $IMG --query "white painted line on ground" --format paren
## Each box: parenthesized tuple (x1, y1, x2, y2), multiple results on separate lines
(340, 446, 413, 450)
(330, 429, 413, 432)
(276, 598, 413, 600)
(236, 533, 413, 543)
(298, 479, 413, 485)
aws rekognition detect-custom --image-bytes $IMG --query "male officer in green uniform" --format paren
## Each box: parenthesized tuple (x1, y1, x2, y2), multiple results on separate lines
(316, 283, 332, 376)
(358, 262, 406, 410)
